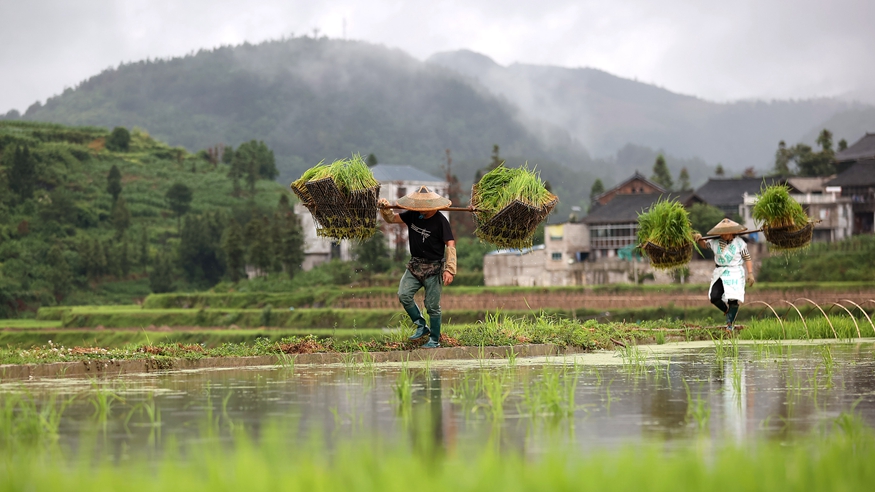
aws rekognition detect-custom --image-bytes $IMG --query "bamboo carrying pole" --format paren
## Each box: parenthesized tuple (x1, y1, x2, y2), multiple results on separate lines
(386, 205, 478, 213)
(699, 220, 820, 241)
(699, 229, 763, 241)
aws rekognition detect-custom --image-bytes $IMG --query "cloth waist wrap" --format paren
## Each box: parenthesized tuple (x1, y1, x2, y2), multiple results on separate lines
(710, 265, 746, 303)
(407, 257, 445, 283)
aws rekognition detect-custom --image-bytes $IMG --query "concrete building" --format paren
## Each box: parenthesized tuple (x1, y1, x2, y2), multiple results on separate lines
(483, 222, 589, 286)
(740, 176, 854, 243)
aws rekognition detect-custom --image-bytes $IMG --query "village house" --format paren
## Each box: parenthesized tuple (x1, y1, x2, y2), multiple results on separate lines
(826, 133, 875, 234)
(482, 222, 590, 286)
(740, 176, 854, 243)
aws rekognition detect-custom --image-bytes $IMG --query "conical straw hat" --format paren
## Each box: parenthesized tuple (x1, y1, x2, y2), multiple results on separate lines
(707, 218, 747, 235)
(396, 186, 451, 212)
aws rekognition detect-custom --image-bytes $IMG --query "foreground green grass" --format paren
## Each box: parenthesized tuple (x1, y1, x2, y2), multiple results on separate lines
(1, 313, 873, 365)
(2, 417, 873, 492)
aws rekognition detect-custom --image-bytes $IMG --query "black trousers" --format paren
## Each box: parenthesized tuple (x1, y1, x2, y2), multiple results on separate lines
(709, 278, 739, 313)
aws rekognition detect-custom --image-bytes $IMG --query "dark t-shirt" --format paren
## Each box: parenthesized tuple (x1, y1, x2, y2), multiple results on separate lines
(400, 211, 454, 261)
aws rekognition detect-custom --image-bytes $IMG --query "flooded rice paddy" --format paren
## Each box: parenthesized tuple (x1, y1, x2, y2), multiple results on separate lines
(3, 338, 875, 460)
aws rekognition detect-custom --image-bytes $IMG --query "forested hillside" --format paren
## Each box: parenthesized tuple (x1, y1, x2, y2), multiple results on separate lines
(0, 121, 301, 317)
(12, 37, 586, 188)
(427, 50, 874, 174)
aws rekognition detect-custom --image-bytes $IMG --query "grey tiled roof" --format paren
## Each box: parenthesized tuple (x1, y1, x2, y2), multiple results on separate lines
(582, 193, 682, 224)
(694, 176, 791, 207)
(370, 164, 444, 183)
(826, 159, 875, 186)
(835, 133, 875, 162)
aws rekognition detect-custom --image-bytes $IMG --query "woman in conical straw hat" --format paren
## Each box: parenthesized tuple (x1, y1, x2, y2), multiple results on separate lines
(693, 218, 755, 331)
(378, 186, 457, 348)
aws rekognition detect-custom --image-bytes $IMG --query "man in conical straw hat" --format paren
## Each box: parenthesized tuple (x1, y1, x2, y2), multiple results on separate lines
(693, 218, 755, 331)
(378, 186, 457, 348)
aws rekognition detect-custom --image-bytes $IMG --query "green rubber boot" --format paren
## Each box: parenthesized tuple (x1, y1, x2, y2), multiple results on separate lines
(404, 306, 429, 340)
(726, 304, 739, 331)
(422, 315, 441, 348)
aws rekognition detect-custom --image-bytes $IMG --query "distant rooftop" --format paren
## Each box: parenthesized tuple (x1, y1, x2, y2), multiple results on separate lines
(835, 133, 875, 163)
(826, 158, 875, 187)
(694, 176, 791, 207)
(370, 164, 444, 183)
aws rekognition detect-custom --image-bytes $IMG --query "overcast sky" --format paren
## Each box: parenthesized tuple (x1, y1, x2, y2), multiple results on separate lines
(2, 0, 874, 114)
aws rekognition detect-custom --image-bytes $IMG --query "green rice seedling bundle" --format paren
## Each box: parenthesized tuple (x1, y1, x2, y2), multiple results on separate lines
(752, 184, 812, 251)
(637, 198, 695, 270)
(471, 164, 558, 249)
(289, 154, 380, 241)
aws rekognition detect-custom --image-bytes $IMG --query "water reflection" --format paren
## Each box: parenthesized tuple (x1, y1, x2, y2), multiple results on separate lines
(2, 341, 874, 460)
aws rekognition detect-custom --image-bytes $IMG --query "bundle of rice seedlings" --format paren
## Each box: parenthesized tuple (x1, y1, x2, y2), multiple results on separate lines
(290, 160, 328, 206)
(636, 198, 695, 270)
(289, 154, 380, 241)
(471, 164, 557, 249)
(752, 184, 812, 251)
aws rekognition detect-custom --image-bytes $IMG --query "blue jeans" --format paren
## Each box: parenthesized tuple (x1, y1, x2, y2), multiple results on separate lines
(398, 269, 442, 318)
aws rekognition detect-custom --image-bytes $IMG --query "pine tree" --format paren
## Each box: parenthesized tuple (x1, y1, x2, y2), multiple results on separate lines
(107, 165, 122, 202)
(715, 164, 725, 177)
(165, 183, 193, 233)
(120, 237, 130, 277)
(678, 168, 691, 191)
(651, 155, 674, 191)
(278, 210, 305, 279)
(149, 251, 175, 293)
(139, 228, 150, 273)
(111, 196, 132, 237)
(247, 217, 273, 276)
(45, 245, 73, 299)
(104, 240, 120, 278)
(774, 141, 792, 175)
(590, 179, 605, 202)
(9, 145, 36, 201)
(223, 219, 246, 283)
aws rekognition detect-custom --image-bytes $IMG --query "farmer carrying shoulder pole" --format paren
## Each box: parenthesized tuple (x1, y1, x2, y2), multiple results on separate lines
(693, 218, 755, 331)
(378, 186, 457, 348)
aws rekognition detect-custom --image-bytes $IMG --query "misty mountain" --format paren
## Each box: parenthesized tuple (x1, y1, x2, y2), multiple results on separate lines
(14, 37, 587, 189)
(427, 50, 873, 172)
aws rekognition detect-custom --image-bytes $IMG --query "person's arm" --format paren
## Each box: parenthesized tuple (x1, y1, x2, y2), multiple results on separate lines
(443, 239, 456, 285)
(693, 233, 710, 250)
(378, 198, 404, 224)
(743, 247, 755, 285)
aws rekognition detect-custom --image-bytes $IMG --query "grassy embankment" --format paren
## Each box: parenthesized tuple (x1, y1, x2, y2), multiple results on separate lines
(1, 310, 872, 365)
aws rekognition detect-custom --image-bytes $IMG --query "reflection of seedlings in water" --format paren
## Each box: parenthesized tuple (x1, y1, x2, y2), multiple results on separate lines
(652, 357, 672, 389)
(683, 380, 710, 432)
(393, 363, 413, 412)
(330, 404, 364, 432)
(480, 371, 510, 421)
(590, 367, 603, 387)
(616, 345, 647, 376)
(88, 379, 124, 425)
(519, 365, 579, 422)
(730, 359, 743, 405)
(126, 392, 162, 446)
(832, 399, 869, 442)
(0, 391, 73, 446)
(604, 378, 616, 413)
(819, 345, 835, 387)
(450, 371, 482, 415)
